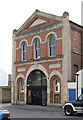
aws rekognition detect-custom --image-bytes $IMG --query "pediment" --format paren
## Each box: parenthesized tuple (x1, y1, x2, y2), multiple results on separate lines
(16, 10, 63, 35)
(28, 18, 48, 28)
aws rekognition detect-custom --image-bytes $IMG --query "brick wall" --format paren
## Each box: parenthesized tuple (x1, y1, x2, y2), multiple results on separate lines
(16, 29, 62, 62)
(71, 22, 83, 81)
(16, 60, 62, 77)
(0, 88, 11, 103)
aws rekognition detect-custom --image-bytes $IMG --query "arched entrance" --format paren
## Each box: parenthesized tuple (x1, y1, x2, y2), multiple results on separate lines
(27, 70, 47, 105)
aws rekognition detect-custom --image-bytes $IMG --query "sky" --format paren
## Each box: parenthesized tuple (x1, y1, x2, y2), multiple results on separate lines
(0, 0, 82, 74)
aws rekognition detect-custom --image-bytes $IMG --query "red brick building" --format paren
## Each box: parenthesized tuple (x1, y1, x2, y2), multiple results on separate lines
(12, 10, 83, 106)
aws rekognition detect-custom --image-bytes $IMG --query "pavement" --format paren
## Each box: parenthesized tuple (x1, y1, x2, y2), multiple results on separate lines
(1, 103, 63, 113)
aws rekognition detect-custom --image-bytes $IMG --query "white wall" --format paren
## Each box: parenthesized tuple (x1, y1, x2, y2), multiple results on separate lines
(0, 68, 8, 86)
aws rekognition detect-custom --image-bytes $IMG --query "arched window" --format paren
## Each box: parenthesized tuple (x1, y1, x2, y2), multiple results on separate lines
(49, 35, 55, 57)
(35, 39, 40, 59)
(22, 42, 27, 61)
(54, 79, 60, 93)
(20, 79, 24, 93)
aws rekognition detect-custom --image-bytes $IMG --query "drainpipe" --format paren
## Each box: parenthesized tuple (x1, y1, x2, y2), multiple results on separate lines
(81, 29, 83, 69)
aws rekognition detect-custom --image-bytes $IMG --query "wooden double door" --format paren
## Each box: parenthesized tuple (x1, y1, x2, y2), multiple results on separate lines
(32, 88, 42, 105)
(27, 86, 47, 105)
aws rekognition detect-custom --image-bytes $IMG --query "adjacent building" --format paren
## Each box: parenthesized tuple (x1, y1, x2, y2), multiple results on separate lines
(8, 74, 12, 86)
(68, 69, 83, 101)
(12, 10, 83, 106)
(0, 68, 8, 86)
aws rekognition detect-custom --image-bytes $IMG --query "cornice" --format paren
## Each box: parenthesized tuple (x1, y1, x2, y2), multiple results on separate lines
(14, 22, 63, 41)
(14, 55, 64, 66)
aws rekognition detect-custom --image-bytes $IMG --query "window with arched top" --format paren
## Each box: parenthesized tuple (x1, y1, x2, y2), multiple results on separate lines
(49, 35, 56, 57)
(34, 39, 40, 59)
(54, 79, 60, 93)
(20, 79, 24, 92)
(22, 42, 27, 61)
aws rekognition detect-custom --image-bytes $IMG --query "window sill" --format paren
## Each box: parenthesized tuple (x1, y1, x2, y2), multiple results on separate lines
(15, 55, 64, 65)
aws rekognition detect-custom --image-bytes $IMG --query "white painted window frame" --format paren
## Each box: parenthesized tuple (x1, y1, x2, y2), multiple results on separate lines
(22, 42, 27, 61)
(34, 39, 40, 59)
(49, 35, 56, 57)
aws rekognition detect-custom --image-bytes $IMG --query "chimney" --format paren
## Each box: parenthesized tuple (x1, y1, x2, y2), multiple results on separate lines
(13, 29, 17, 34)
(63, 11, 69, 18)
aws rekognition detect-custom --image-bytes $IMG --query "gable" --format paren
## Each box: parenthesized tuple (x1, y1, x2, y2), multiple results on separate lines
(16, 10, 62, 35)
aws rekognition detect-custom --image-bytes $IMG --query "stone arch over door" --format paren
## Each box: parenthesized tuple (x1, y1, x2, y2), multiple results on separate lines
(26, 64, 48, 80)
(25, 64, 49, 105)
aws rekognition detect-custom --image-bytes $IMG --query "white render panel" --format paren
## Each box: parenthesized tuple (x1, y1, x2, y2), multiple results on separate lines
(68, 82, 76, 89)
(18, 68, 26, 72)
(49, 64, 61, 69)
(29, 19, 47, 28)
